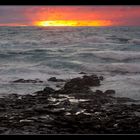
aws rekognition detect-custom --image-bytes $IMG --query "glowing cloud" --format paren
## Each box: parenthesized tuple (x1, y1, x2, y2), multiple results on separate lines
(0, 6, 140, 26)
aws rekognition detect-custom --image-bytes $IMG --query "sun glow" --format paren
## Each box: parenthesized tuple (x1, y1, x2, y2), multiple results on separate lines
(34, 20, 112, 27)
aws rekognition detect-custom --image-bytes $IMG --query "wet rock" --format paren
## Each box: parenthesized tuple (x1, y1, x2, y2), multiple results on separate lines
(0, 74, 140, 134)
(99, 76, 104, 81)
(79, 72, 87, 74)
(49, 108, 65, 115)
(48, 77, 58, 82)
(104, 90, 115, 95)
(0, 106, 6, 112)
(82, 75, 101, 86)
(113, 124, 118, 128)
(63, 75, 101, 92)
(48, 77, 65, 82)
(94, 112, 102, 115)
(95, 90, 104, 94)
(12, 79, 43, 83)
(59, 99, 71, 107)
(0, 127, 8, 133)
(33, 104, 65, 115)
(56, 84, 61, 88)
(116, 97, 136, 103)
(43, 87, 55, 94)
(63, 77, 88, 91)
(34, 86, 55, 96)
(118, 38, 130, 43)
(19, 119, 34, 123)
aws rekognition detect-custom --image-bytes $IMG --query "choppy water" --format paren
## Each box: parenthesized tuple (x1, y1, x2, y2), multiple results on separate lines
(0, 26, 140, 99)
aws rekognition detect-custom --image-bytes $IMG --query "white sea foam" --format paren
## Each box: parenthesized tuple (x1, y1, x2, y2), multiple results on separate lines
(82, 63, 140, 73)
(83, 36, 107, 43)
(92, 74, 140, 100)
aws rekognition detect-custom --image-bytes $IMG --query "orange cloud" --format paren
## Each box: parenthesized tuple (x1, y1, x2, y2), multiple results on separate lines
(24, 6, 140, 26)
(0, 6, 140, 26)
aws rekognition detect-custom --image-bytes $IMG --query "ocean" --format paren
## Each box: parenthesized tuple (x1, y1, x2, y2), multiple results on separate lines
(0, 26, 140, 99)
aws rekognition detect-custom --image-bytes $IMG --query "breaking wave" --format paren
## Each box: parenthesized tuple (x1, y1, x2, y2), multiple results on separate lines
(128, 39, 140, 45)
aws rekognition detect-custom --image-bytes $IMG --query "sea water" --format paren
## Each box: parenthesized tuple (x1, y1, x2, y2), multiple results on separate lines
(0, 26, 140, 99)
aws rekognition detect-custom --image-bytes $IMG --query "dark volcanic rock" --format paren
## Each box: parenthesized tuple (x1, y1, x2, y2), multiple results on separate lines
(95, 90, 104, 94)
(34, 86, 55, 96)
(13, 79, 43, 83)
(79, 72, 87, 74)
(63, 77, 88, 91)
(43, 87, 55, 94)
(0, 127, 8, 134)
(48, 77, 65, 82)
(99, 76, 104, 81)
(116, 97, 137, 103)
(0, 106, 6, 112)
(0, 74, 140, 134)
(63, 75, 101, 91)
(104, 90, 115, 95)
(82, 75, 100, 86)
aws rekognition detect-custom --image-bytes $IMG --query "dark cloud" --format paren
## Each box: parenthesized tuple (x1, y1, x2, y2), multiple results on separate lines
(0, 6, 33, 24)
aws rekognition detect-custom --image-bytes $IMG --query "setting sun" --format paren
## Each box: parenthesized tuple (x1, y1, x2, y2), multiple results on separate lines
(34, 20, 113, 27)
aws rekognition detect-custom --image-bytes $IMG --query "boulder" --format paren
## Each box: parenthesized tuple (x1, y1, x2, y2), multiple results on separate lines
(79, 72, 87, 74)
(13, 79, 43, 83)
(48, 77, 65, 82)
(43, 87, 55, 94)
(104, 90, 115, 95)
(35, 87, 55, 96)
(95, 90, 104, 94)
(99, 76, 104, 81)
(63, 75, 101, 91)
(82, 75, 100, 86)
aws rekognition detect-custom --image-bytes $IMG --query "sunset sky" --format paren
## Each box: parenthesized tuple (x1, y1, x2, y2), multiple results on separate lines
(0, 6, 140, 26)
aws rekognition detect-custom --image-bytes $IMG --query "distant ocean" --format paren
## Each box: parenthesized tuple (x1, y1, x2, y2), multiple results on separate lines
(0, 26, 140, 99)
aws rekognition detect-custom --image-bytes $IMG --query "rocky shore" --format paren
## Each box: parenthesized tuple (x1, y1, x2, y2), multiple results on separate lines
(0, 74, 140, 134)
